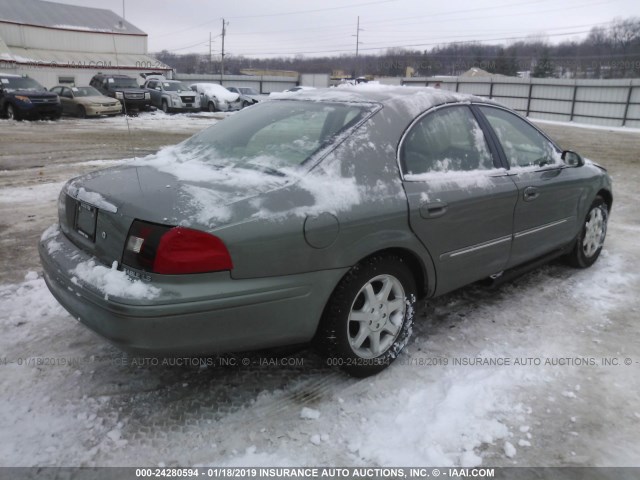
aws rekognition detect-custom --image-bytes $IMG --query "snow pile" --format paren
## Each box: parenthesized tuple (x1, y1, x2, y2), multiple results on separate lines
(134, 145, 286, 188)
(40, 223, 62, 255)
(300, 407, 321, 420)
(181, 184, 233, 226)
(0, 182, 64, 204)
(76, 187, 118, 213)
(351, 367, 527, 467)
(71, 260, 161, 300)
(570, 250, 639, 311)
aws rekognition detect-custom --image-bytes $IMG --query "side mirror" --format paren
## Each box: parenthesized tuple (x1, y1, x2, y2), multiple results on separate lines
(561, 150, 584, 167)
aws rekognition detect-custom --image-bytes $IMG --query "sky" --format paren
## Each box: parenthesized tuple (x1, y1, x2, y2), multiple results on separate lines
(56, 0, 640, 58)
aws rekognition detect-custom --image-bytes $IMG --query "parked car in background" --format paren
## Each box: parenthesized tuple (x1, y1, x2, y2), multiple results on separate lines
(49, 85, 122, 118)
(190, 83, 242, 112)
(89, 74, 151, 113)
(284, 86, 317, 93)
(226, 86, 267, 108)
(143, 79, 200, 113)
(39, 86, 612, 378)
(0, 74, 61, 120)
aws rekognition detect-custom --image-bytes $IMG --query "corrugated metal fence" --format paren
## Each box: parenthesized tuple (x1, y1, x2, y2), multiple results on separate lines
(402, 76, 640, 128)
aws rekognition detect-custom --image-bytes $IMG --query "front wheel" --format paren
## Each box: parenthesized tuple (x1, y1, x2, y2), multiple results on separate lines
(208, 101, 216, 112)
(567, 196, 608, 268)
(316, 255, 417, 377)
(161, 100, 169, 114)
(6, 104, 19, 120)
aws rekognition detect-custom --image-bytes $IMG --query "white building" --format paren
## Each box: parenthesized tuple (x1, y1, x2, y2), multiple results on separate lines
(0, 0, 171, 88)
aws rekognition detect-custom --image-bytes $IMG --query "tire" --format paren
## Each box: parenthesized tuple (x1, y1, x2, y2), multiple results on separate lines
(208, 101, 216, 112)
(161, 100, 169, 114)
(315, 255, 417, 377)
(242, 101, 250, 108)
(567, 196, 608, 268)
(77, 105, 86, 118)
(6, 104, 19, 121)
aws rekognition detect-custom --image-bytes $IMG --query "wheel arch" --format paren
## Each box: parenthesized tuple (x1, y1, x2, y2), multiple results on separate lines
(597, 188, 613, 211)
(358, 247, 429, 299)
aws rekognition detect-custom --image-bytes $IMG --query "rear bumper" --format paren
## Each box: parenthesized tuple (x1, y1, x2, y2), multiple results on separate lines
(39, 226, 345, 356)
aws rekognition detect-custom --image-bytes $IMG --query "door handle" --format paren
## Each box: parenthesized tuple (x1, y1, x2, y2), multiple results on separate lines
(523, 186, 539, 202)
(420, 201, 448, 219)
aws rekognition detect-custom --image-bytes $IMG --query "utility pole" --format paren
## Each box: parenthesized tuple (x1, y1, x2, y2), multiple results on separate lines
(209, 32, 212, 74)
(221, 18, 228, 84)
(352, 16, 363, 78)
(122, 0, 125, 20)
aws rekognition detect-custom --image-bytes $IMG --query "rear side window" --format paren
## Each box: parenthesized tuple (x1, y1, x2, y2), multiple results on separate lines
(401, 105, 495, 176)
(479, 106, 561, 168)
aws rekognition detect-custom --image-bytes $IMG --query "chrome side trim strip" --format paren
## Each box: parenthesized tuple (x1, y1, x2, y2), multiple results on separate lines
(441, 235, 512, 260)
(514, 218, 570, 239)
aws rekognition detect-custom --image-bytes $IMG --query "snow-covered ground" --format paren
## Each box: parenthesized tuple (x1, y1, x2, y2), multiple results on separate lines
(0, 117, 639, 467)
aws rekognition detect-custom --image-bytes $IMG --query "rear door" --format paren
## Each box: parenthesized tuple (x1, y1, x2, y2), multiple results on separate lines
(400, 104, 519, 295)
(475, 105, 586, 268)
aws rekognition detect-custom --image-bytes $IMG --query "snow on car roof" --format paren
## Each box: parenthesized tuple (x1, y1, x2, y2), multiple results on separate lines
(273, 83, 499, 115)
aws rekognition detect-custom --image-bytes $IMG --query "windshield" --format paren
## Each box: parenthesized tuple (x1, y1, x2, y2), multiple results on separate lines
(163, 82, 191, 92)
(72, 86, 101, 97)
(182, 100, 370, 170)
(110, 78, 138, 89)
(240, 87, 259, 95)
(0, 77, 46, 92)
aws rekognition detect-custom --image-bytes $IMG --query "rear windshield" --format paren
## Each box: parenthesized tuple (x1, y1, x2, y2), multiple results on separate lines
(182, 100, 371, 170)
(0, 77, 46, 92)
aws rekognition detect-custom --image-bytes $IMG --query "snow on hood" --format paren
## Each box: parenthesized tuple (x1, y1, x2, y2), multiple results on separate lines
(192, 83, 239, 102)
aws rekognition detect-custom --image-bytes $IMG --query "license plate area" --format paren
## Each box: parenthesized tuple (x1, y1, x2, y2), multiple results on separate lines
(75, 202, 97, 242)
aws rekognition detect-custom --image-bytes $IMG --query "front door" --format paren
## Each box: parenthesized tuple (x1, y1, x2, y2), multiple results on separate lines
(476, 105, 586, 268)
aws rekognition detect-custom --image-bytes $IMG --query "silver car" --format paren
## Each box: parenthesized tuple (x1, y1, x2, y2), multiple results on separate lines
(190, 83, 242, 112)
(39, 87, 612, 377)
(226, 86, 267, 108)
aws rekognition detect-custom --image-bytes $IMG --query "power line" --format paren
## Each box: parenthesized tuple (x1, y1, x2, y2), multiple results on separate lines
(225, 0, 396, 19)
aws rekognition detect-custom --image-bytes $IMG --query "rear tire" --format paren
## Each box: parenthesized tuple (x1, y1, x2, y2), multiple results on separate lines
(567, 196, 608, 268)
(315, 255, 417, 377)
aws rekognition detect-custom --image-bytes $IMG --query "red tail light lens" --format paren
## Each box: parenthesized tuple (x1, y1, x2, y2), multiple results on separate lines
(122, 220, 233, 275)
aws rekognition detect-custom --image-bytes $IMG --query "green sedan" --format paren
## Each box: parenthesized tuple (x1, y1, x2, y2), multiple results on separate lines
(39, 86, 612, 377)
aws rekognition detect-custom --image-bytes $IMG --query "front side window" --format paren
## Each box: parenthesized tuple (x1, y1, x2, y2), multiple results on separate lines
(479, 106, 561, 168)
(401, 105, 495, 176)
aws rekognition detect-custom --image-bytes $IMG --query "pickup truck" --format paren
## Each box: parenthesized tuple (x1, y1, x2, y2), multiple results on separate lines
(89, 74, 151, 113)
(143, 79, 200, 113)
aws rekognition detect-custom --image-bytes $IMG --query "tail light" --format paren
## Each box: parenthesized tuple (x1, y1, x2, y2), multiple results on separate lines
(122, 220, 233, 274)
